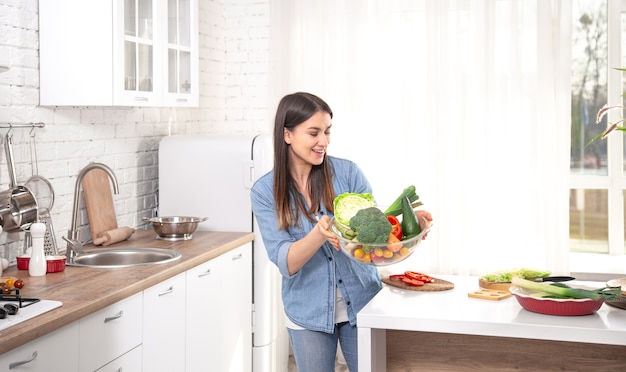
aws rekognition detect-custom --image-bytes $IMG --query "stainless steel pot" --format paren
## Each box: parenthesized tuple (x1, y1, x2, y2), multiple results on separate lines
(0, 133, 38, 231)
(142, 216, 208, 241)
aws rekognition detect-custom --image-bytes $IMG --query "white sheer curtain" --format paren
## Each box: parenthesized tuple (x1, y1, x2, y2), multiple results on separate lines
(269, 0, 572, 276)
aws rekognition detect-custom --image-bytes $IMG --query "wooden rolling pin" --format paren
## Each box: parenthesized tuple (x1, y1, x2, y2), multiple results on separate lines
(93, 227, 136, 246)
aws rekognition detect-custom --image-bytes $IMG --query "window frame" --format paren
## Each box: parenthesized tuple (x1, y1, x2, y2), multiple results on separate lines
(569, 0, 626, 275)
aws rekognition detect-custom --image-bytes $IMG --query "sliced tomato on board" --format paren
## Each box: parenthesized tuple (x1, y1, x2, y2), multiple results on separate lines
(389, 274, 406, 281)
(401, 277, 424, 286)
(404, 271, 434, 283)
(388, 271, 434, 287)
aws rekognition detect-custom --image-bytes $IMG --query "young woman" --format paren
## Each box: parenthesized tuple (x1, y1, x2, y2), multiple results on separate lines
(251, 92, 432, 371)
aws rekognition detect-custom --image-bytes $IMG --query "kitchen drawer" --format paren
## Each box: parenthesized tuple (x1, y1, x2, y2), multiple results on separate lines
(0, 321, 79, 372)
(79, 292, 143, 372)
(95, 345, 142, 372)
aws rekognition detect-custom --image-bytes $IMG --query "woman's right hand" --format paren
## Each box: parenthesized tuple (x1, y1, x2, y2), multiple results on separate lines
(318, 215, 340, 250)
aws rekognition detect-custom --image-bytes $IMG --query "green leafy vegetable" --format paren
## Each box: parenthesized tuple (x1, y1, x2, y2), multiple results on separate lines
(349, 207, 392, 244)
(481, 268, 550, 283)
(333, 192, 375, 228)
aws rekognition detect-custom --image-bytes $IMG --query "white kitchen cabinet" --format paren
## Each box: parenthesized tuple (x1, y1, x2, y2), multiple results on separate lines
(39, 0, 198, 107)
(185, 243, 252, 372)
(95, 345, 143, 372)
(79, 292, 143, 372)
(142, 272, 186, 371)
(0, 321, 79, 372)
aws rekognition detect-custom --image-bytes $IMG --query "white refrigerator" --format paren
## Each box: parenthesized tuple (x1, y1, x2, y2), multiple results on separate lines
(158, 133, 289, 372)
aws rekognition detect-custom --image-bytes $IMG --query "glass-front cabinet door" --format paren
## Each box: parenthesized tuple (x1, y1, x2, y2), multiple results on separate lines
(165, 0, 198, 106)
(117, 0, 160, 105)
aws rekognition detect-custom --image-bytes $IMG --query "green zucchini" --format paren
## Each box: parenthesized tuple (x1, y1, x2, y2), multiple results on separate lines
(401, 196, 421, 239)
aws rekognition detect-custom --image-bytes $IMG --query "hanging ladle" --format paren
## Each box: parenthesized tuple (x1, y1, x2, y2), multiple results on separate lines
(0, 132, 38, 232)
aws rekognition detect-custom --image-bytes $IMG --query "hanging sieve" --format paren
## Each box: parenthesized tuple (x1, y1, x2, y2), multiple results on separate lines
(24, 175, 54, 213)
(24, 129, 55, 213)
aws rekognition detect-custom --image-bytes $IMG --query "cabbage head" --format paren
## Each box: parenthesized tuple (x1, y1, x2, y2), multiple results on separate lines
(333, 192, 375, 228)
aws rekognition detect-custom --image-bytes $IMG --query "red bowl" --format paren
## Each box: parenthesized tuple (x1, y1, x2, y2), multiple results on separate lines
(16, 255, 30, 270)
(46, 256, 66, 273)
(509, 286, 604, 316)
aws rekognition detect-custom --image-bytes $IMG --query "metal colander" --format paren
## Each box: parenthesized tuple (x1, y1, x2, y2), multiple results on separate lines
(142, 216, 208, 241)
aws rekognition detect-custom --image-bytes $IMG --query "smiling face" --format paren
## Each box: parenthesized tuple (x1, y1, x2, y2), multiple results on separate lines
(284, 110, 332, 167)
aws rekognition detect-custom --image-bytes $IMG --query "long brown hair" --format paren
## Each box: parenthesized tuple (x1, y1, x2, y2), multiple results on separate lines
(273, 92, 335, 230)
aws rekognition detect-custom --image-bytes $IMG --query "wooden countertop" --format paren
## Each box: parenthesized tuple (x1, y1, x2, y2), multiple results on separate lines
(0, 230, 254, 354)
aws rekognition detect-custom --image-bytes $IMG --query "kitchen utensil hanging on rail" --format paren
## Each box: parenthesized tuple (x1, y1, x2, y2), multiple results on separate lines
(22, 128, 57, 255)
(0, 133, 38, 232)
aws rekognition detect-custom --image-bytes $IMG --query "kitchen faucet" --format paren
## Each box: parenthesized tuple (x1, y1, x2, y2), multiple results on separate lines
(65, 163, 119, 261)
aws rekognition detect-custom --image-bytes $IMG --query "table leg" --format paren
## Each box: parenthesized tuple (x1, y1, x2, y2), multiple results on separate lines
(358, 327, 386, 372)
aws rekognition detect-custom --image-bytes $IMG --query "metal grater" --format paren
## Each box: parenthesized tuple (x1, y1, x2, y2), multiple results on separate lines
(39, 212, 57, 256)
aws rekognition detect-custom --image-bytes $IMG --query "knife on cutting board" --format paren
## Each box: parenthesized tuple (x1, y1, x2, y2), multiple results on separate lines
(534, 276, 575, 282)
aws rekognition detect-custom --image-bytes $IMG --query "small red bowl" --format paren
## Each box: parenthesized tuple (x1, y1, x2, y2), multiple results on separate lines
(46, 256, 66, 273)
(509, 285, 604, 316)
(16, 255, 30, 270)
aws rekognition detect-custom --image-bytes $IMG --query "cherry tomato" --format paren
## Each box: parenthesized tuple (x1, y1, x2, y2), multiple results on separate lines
(386, 215, 403, 240)
(13, 279, 24, 289)
(370, 252, 385, 264)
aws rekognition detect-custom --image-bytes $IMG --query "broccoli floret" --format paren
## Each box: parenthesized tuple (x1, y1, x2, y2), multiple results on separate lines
(349, 207, 392, 244)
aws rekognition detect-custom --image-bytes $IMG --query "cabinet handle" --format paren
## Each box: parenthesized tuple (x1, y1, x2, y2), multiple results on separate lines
(134, 97, 149, 101)
(198, 268, 211, 278)
(104, 310, 124, 323)
(176, 98, 188, 102)
(9, 351, 37, 369)
(232, 253, 243, 261)
(158, 285, 174, 296)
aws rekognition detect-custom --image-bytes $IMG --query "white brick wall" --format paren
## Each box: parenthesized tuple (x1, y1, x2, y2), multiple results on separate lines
(0, 0, 271, 263)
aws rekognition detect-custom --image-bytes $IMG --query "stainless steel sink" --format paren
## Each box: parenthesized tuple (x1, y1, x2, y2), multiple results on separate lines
(67, 247, 182, 268)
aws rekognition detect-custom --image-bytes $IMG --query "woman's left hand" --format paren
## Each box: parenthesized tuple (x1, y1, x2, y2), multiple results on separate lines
(415, 210, 433, 240)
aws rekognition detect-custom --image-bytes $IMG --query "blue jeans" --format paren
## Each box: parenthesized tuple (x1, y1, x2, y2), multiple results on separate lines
(288, 321, 358, 372)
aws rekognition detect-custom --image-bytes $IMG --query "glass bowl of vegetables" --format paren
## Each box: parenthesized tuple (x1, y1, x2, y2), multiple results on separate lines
(329, 207, 432, 267)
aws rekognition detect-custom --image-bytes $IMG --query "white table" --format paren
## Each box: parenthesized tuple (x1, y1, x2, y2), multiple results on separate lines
(357, 275, 626, 371)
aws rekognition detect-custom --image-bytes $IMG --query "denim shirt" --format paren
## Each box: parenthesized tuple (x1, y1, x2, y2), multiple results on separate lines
(251, 156, 382, 333)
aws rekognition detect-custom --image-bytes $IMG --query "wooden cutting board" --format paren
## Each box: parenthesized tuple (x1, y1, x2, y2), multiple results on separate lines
(382, 276, 454, 291)
(82, 168, 118, 240)
(468, 288, 512, 301)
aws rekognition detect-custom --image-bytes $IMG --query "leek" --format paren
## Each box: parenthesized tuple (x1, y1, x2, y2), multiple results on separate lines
(384, 186, 420, 216)
(511, 277, 620, 300)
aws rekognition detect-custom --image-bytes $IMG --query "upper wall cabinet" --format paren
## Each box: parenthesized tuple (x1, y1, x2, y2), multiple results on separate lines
(39, 0, 198, 107)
